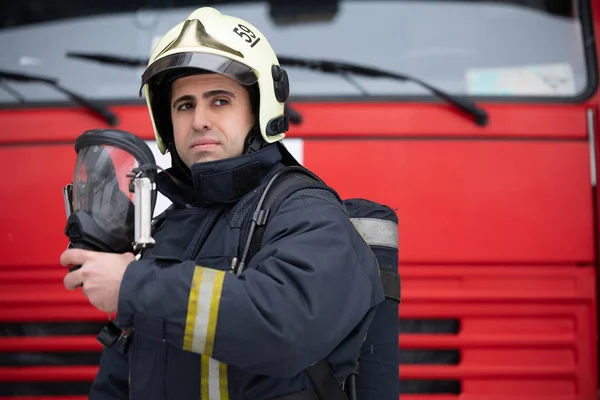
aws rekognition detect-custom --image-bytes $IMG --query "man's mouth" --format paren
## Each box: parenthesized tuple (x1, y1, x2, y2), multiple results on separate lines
(190, 139, 220, 150)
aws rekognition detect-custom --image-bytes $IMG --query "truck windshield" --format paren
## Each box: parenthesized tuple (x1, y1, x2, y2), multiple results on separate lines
(0, 0, 595, 106)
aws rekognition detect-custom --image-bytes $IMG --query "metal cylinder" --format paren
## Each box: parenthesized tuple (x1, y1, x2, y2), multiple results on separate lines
(133, 176, 155, 251)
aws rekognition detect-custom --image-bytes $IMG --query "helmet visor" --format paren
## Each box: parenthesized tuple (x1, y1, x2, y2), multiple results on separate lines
(141, 52, 258, 93)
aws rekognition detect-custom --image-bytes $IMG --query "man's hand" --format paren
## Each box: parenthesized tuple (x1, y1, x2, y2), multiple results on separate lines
(61, 249, 135, 313)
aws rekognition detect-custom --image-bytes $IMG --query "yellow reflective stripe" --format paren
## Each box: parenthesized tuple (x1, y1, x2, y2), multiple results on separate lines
(186, 268, 229, 399)
(204, 270, 225, 357)
(201, 356, 230, 400)
(201, 355, 210, 400)
(184, 267, 204, 351)
(219, 362, 230, 400)
(194, 268, 218, 352)
(184, 267, 226, 355)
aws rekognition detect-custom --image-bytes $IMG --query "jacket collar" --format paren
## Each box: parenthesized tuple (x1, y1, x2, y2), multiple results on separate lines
(156, 144, 282, 206)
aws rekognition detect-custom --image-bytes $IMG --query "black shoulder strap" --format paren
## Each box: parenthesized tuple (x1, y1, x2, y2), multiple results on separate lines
(381, 271, 401, 302)
(306, 360, 350, 400)
(234, 165, 337, 275)
(235, 165, 349, 400)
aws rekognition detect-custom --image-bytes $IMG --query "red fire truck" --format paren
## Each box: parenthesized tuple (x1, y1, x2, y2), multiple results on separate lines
(0, 1, 598, 399)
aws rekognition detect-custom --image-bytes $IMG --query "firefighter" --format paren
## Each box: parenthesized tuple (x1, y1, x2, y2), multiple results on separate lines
(61, 7, 384, 400)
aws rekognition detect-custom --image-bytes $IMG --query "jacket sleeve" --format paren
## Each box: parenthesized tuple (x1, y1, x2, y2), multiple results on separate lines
(88, 345, 129, 400)
(115, 190, 385, 377)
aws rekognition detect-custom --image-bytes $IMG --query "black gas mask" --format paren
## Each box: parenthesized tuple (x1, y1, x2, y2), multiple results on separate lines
(62, 129, 160, 347)
(63, 129, 159, 262)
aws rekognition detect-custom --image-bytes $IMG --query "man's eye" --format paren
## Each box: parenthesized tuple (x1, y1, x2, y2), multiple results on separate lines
(214, 99, 229, 106)
(177, 103, 193, 111)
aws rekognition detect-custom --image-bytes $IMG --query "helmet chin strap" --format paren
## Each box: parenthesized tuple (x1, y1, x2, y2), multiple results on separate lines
(243, 124, 267, 155)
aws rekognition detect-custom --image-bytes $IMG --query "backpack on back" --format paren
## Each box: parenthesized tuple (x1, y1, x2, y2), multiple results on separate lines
(235, 165, 401, 400)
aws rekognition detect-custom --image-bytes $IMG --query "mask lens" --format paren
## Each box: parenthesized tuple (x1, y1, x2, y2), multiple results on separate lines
(72, 144, 138, 242)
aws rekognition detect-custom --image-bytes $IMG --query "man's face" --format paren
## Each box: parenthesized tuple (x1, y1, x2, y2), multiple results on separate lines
(170, 73, 254, 166)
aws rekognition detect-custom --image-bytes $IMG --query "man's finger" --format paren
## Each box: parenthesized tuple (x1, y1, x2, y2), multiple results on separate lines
(64, 269, 84, 291)
(60, 248, 96, 268)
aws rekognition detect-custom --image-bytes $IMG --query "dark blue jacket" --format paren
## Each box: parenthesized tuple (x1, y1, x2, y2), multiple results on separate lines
(89, 144, 384, 400)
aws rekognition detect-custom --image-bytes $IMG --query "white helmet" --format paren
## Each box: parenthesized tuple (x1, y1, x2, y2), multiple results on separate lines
(139, 7, 290, 154)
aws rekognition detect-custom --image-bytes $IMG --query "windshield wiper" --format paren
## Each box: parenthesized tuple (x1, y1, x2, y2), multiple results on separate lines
(66, 52, 304, 126)
(67, 51, 487, 126)
(277, 56, 488, 126)
(0, 69, 119, 126)
(67, 52, 146, 68)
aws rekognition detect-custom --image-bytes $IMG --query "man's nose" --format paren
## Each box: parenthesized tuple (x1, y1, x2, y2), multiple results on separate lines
(192, 106, 213, 131)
